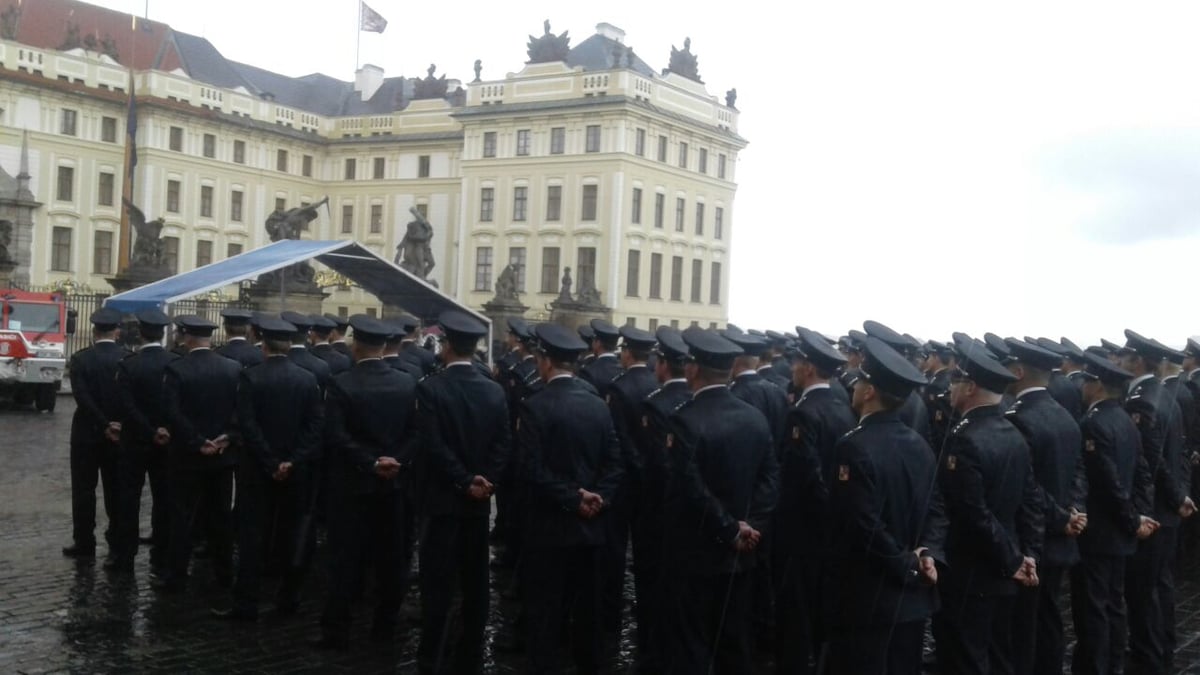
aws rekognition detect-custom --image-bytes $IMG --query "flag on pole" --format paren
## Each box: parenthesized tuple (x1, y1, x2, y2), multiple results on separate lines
(125, 80, 138, 180)
(360, 2, 388, 33)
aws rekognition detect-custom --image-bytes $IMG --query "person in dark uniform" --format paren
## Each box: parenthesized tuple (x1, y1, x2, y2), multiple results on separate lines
(764, 330, 793, 386)
(492, 318, 536, 571)
(931, 335, 1044, 675)
(415, 311, 511, 675)
(579, 318, 623, 389)
(835, 331, 867, 400)
(1071, 351, 1159, 675)
(752, 330, 791, 391)
(1180, 338, 1200, 562)
(598, 325, 659, 639)
(280, 311, 333, 393)
(863, 320, 931, 443)
(396, 314, 437, 377)
(577, 323, 597, 370)
(922, 339, 956, 452)
(326, 314, 352, 360)
(724, 330, 790, 445)
(629, 327, 692, 675)
(516, 323, 622, 675)
(1029, 338, 1083, 419)
(315, 315, 419, 650)
(212, 317, 323, 621)
(773, 327, 857, 674)
(662, 327, 779, 675)
(999, 338, 1088, 675)
(493, 317, 524, 379)
(155, 315, 242, 592)
(823, 336, 947, 675)
(382, 319, 424, 380)
(1119, 330, 1194, 675)
(65, 308, 129, 559)
(1054, 337, 1090, 390)
(215, 309, 264, 368)
(110, 309, 179, 574)
(308, 315, 352, 375)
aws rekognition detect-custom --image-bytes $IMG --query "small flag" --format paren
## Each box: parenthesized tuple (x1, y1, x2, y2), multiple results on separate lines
(360, 2, 388, 33)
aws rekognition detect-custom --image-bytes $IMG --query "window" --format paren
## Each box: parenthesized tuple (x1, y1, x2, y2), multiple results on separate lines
(344, 158, 357, 180)
(695, 203, 705, 235)
(550, 127, 565, 154)
(480, 187, 494, 221)
(631, 188, 642, 224)
(670, 256, 683, 301)
(227, 243, 243, 258)
(56, 166, 74, 202)
(516, 129, 531, 156)
(715, 207, 724, 240)
(482, 131, 496, 158)
(418, 155, 430, 177)
(578, 247, 597, 294)
(474, 246, 493, 291)
(196, 240, 213, 267)
(509, 247, 527, 292)
(513, 187, 528, 221)
(370, 204, 383, 233)
(546, 185, 562, 221)
(541, 247, 560, 293)
(691, 259, 703, 302)
(649, 253, 663, 299)
(203, 133, 215, 158)
(626, 250, 641, 297)
(276, 149, 288, 172)
(670, 320, 679, 329)
(675, 197, 685, 232)
(585, 125, 601, 153)
(698, 148, 708, 174)
(657, 135, 668, 162)
(200, 185, 213, 218)
(101, 116, 117, 143)
(341, 204, 354, 233)
(302, 154, 313, 177)
(166, 179, 180, 212)
(169, 126, 183, 151)
(275, 197, 286, 212)
(635, 128, 646, 156)
(97, 172, 114, 206)
(678, 142, 688, 168)
(649, 318, 658, 331)
(93, 231, 112, 275)
(710, 262, 722, 304)
(654, 193, 665, 228)
(233, 140, 245, 164)
(60, 109, 77, 136)
(367, 307, 378, 318)
(718, 154, 727, 179)
(51, 227, 71, 271)
(373, 157, 386, 179)
(163, 237, 179, 273)
(581, 185, 598, 221)
(230, 190, 243, 222)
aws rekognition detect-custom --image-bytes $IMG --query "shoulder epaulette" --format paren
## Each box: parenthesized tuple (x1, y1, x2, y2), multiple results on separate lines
(840, 424, 864, 441)
(950, 418, 971, 435)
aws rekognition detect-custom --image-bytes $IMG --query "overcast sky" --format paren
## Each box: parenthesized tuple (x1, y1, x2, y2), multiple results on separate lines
(83, 0, 1200, 347)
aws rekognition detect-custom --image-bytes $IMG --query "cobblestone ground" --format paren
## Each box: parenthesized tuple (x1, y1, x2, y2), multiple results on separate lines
(3, 397, 1200, 673)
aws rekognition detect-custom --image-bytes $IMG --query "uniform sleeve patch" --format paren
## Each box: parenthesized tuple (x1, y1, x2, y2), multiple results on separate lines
(838, 464, 850, 481)
(946, 455, 957, 471)
(1085, 439, 1095, 453)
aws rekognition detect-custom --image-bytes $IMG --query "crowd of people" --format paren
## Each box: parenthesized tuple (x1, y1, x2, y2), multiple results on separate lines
(63, 305, 1200, 675)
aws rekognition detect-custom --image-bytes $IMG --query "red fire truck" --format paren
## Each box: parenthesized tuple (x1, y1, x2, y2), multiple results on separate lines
(0, 289, 76, 412)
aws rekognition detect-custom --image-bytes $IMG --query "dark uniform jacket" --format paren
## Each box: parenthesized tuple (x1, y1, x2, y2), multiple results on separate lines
(416, 363, 511, 518)
(517, 375, 623, 548)
(310, 343, 352, 376)
(237, 356, 324, 477)
(605, 365, 659, 491)
(399, 341, 437, 377)
(1165, 374, 1200, 465)
(1004, 388, 1086, 568)
(756, 364, 790, 391)
(287, 345, 332, 393)
(936, 404, 1044, 596)
(634, 379, 692, 511)
(215, 338, 264, 369)
(1125, 375, 1188, 526)
(925, 368, 954, 451)
(116, 344, 179, 447)
(162, 348, 242, 469)
(580, 353, 622, 390)
(69, 341, 128, 444)
(383, 354, 423, 380)
(729, 371, 790, 448)
(825, 409, 947, 627)
(1078, 399, 1147, 557)
(665, 386, 780, 576)
(330, 340, 352, 359)
(899, 389, 932, 444)
(1047, 370, 1083, 420)
(324, 358, 418, 496)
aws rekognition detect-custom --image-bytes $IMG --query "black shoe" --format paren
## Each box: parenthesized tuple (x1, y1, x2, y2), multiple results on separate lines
(102, 556, 134, 573)
(210, 607, 257, 622)
(62, 544, 96, 558)
(310, 635, 349, 651)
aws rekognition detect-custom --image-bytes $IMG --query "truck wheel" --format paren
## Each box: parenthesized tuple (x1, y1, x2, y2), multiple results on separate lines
(35, 383, 56, 412)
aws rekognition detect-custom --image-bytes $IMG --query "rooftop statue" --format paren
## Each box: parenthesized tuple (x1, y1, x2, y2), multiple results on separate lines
(667, 37, 702, 83)
(527, 19, 570, 63)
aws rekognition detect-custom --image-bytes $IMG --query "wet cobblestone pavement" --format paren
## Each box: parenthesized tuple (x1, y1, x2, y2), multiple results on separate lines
(4, 398, 1200, 673)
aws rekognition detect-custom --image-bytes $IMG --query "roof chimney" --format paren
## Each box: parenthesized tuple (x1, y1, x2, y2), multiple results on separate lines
(596, 23, 625, 42)
(355, 64, 385, 101)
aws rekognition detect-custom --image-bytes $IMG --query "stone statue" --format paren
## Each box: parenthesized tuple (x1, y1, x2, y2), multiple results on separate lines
(611, 42, 625, 69)
(725, 87, 738, 109)
(413, 64, 449, 100)
(473, 59, 482, 82)
(493, 262, 522, 303)
(266, 196, 328, 242)
(0, 4, 21, 41)
(395, 206, 436, 279)
(557, 267, 573, 302)
(667, 37, 702, 83)
(527, 20, 570, 63)
(577, 272, 602, 307)
(123, 199, 167, 270)
(0, 219, 12, 264)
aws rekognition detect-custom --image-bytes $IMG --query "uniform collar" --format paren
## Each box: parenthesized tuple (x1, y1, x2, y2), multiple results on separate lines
(444, 361, 473, 369)
(1015, 386, 1046, 400)
(734, 369, 758, 379)
(549, 373, 574, 383)
(755, 364, 773, 373)
(94, 339, 116, 344)
(800, 382, 830, 398)
(188, 347, 212, 353)
(358, 357, 382, 363)
(626, 363, 648, 370)
(1128, 373, 1155, 393)
(597, 352, 617, 360)
(693, 383, 727, 398)
(289, 345, 307, 351)
(138, 343, 163, 352)
(227, 337, 246, 343)
(662, 377, 687, 387)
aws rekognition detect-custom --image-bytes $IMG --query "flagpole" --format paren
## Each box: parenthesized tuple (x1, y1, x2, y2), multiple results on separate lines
(355, 0, 361, 71)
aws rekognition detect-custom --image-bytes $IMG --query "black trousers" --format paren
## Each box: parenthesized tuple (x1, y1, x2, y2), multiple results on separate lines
(165, 463, 233, 585)
(600, 481, 632, 634)
(232, 464, 315, 613)
(1071, 554, 1127, 675)
(664, 571, 752, 675)
(824, 619, 926, 675)
(113, 442, 169, 566)
(320, 489, 410, 640)
(1161, 525, 1180, 668)
(1126, 525, 1175, 674)
(1011, 563, 1068, 675)
(772, 552, 821, 675)
(69, 437, 119, 549)
(630, 502, 669, 674)
(418, 515, 490, 675)
(932, 592, 1014, 675)
(522, 544, 603, 675)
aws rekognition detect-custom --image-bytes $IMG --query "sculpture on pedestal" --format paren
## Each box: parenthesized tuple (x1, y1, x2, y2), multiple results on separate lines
(527, 20, 570, 63)
(667, 37, 702, 83)
(256, 197, 328, 292)
(394, 206, 437, 284)
(0, 219, 13, 264)
(122, 199, 169, 275)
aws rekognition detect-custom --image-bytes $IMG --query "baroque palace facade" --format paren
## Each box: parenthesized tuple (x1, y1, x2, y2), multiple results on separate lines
(0, 0, 745, 329)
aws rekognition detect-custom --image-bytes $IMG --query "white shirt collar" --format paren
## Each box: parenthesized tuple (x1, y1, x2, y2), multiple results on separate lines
(734, 369, 757, 378)
(549, 373, 574, 383)
(358, 357, 382, 363)
(1128, 373, 1155, 392)
(445, 361, 473, 369)
(663, 378, 687, 386)
(1189, 368, 1200, 379)
(289, 345, 306, 350)
(95, 339, 116, 344)
(755, 364, 773, 373)
(597, 352, 617, 359)
(694, 383, 727, 398)
(801, 382, 831, 398)
(138, 343, 163, 352)
(189, 346, 211, 353)
(1016, 386, 1046, 400)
